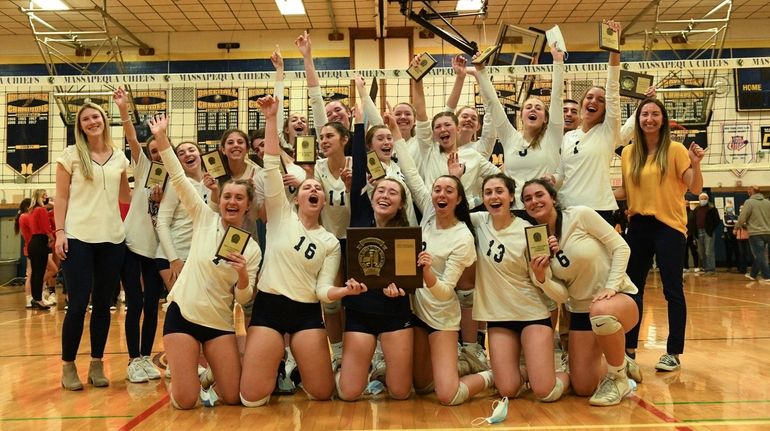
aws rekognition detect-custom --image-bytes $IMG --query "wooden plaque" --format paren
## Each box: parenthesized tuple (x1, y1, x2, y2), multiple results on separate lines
(407, 52, 437, 82)
(619, 70, 654, 100)
(215, 225, 251, 262)
(525, 224, 551, 260)
(346, 227, 422, 292)
(598, 22, 620, 53)
(472, 45, 501, 65)
(366, 151, 386, 180)
(145, 161, 168, 190)
(202, 150, 228, 179)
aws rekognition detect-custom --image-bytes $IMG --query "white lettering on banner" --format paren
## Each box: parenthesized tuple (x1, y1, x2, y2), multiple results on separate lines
(0, 57, 768, 88)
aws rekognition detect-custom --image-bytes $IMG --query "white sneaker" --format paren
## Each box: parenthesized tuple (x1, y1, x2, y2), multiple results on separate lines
(199, 367, 214, 389)
(461, 343, 490, 373)
(693, 268, 701, 273)
(127, 358, 150, 383)
(331, 356, 342, 373)
(119, 290, 126, 304)
(140, 356, 161, 380)
(369, 350, 386, 382)
(47, 291, 58, 305)
(197, 365, 207, 377)
(625, 355, 643, 383)
(25, 295, 33, 309)
(589, 373, 631, 406)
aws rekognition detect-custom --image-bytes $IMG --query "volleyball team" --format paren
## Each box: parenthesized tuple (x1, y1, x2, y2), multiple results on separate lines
(42, 21, 706, 409)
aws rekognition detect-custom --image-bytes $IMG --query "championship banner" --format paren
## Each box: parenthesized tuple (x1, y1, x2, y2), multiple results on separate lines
(722, 123, 753, 176)
(247, 87, 290, 134)
(6, 92, 49, 177)
(130, 90, 167, 149)
(197, 88, 238, 152)
(761, 126, 770, 149)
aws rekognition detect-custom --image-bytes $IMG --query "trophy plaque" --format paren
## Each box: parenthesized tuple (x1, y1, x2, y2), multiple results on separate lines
(145, 161, 168, 189)
(295, 135, 317, 164)
(407, 52, 437, 82)
(619, 70, 654, 99)
(202, 150, 228, 179)
(214, 225, 251, 263)
(525, 224, 551, 260)
(598, 22, 620, 53)
(346, 227, 422, 292)
(366, 151, 386, 180)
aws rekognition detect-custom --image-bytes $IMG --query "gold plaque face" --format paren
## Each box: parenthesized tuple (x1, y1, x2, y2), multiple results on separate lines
(145, 161, 168, 189)
(406, 52, 438, 82)
(394, 239, 417, 276)
(215, 225, 251, 262)
(525, 224, 551, 261)
(598, 22, 620, 53)
(618, 70, 655, 99)
(202, 150, 228, 179)
(366, 151, 386, 180)
(472, 45, 501, 65)
(295, 135, 317, 164)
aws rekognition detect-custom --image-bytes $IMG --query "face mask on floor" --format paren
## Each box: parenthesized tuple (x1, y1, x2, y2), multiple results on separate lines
(472, 396, 509, 425)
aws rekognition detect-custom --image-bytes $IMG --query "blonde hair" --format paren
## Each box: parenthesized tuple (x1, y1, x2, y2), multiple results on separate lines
(74, 102, 118, 180)
(520, 97, 550, 150)
(32, 189, 47, 207)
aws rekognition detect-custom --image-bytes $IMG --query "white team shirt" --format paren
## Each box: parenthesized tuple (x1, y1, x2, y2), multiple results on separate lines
(471, 213, 551, 321)
(259, 154, 341, 303)
(123, 152, 160, 257)
(557, 65, 621, 211)
(159, 147, 261, 331)
(57, 145, 129, 244)
(314, 158, 351, 239)
(155, 175, 209, 262)
(477, 65, 564, 209)
(533, 206, 637, 313)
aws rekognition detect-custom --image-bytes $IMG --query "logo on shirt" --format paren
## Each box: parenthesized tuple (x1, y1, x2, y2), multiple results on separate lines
(357, 237, 387, 276)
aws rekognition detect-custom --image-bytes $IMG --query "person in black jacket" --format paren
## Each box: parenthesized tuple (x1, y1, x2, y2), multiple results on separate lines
(694, 193, 720, 274)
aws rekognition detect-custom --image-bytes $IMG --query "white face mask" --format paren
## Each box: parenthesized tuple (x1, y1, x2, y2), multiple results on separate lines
(699, 199, 708, 206)
(472, 397, 509, 425)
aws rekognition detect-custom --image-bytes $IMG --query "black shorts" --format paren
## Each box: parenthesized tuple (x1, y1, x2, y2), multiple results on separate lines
(339, 238, 348, 275)
(345, 308, 412, 336)
(163, 301, 234, 343)
(569, 312, 592, 331)
(155, 258, 170, 271)
(249, 291, 325, 335)
(411, 314, 439, 334)
(488, 317, 553, 334)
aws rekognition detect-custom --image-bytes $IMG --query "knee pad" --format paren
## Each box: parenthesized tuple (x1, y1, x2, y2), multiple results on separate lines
(456, 289, 474, 308)
(443, 382, 470, 406)
(169, 390, 200, 410)
(538, 378, 564, 403)
(590, 315, 622, 336)
(322, 300, 341, 314)
(240, 392, 270, 407)
(415, 381, 434, 395)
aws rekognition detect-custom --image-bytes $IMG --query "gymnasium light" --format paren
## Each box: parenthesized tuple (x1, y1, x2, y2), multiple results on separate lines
(275, 0, 306, 15)
(31, 0, 70, 10)
(456, 0, 483, 12)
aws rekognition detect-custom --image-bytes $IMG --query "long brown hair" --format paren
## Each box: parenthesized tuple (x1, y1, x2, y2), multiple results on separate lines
(373, 177, 409, 227)
(629, 98, 672, 186)
(520, 97, 550, 150)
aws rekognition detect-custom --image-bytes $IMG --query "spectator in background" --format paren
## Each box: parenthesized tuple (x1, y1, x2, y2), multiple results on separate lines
(684, 203, 700, 273)
(734, 205, 753, 276)
(695, 192, 720, 275)
(735, 186, 770, 283)
(722, 203, 739, 272)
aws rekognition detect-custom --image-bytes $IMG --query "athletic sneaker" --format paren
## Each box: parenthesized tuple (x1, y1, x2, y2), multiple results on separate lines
(140, 356, 161, 380)
(589, 373, 631, 406)
(47, 291, 58, 305)
(745, 273, 756, 281)
(127, 357, 150, 383)
(199, 367, 214, 389)
(331, 357, 342, 373)
(199, 387, 219, 407)
(119, 290, 126, 303)
(369, 350, 386, 383)
(625, 355, 643, 383)
(461, 343, 490, 373)
(655, 354, 681, 371)
(25, 295, 33, 309)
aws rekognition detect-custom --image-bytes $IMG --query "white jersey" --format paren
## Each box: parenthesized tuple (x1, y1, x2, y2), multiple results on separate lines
(155, 175, 209, 261)
(411, 215, 477, 331)
(159, 147, 260, 331)
(259, 154, 341, 303)
(123, 152, 160, 257)
(533, 206, 637, 313)
(471, 213, 551, 321)
(557, 65, 621, 211)
(477, 65, 564, 209)
(254, 160, 306, 211)
(314, 158, 351, 239)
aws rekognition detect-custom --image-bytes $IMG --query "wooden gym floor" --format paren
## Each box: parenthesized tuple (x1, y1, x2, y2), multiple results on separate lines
(0, 270, 769, 431)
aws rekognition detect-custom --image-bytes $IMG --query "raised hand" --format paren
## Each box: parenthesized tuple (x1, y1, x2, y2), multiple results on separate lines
(295, 31, 312, 57)
(257, 95, 278, 117)
(451, 54, 467, 76)
(113, 87, 129, 109)
(270, 46, 284, 72)
(147, 113, 168, 136)
(550, 42, 564, 63)
(447, 151, 464, 178)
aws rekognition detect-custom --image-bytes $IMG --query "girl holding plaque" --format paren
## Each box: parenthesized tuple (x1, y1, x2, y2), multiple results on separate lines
(55, 102, 131, 391)
(334, 112, 415, 402)
(471, 174, 570, 402)
(555, 20, 622, 224)
(389, 125, 494, 406)
(239, 96, 367, 407)
(148, 114, 261, 409)
(617, 99, 704, 372)
(521, 179, 639, 407)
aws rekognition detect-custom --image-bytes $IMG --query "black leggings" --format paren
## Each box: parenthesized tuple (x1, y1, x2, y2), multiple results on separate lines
(61, 239, 125, 362)
(28, 234, 50, 302)
(121, 249, 165, 358)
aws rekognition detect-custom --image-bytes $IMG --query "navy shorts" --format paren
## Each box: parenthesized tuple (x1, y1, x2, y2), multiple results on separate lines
(488, 317, 553, 334)
(569, 312, 592, 331)
(249, 291, 325, 335)
(345, 308, 412, 336)
(411, 314, 439, 334)
(155, 258, 170, 271)
(163, 301, 234, 343)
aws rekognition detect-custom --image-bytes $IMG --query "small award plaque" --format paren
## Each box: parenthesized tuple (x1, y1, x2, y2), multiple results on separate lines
(598, 22, 620, 53)
(366, 151, 386, 180)
(214, 225, 251, 263)
(202, 150, 228, 179)
(406, 52, 437, 82)
(619, 70, 654, 100)
(145, 161, 168, 190)
(295, 135, 317, 164)
(472, 45, 501, 65)
(525, 224, 551, 260)
(346, 227, 422, 292)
